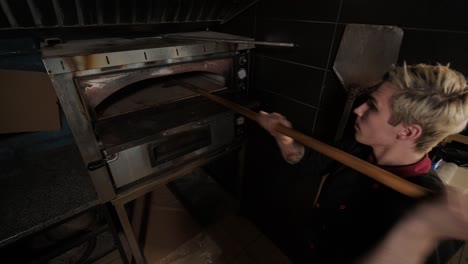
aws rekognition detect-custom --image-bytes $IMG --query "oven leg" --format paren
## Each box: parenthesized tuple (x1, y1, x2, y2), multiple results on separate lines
(114, 203, 146, 264)
(237, 142, 246, 203)
(131, 196, 147, 244)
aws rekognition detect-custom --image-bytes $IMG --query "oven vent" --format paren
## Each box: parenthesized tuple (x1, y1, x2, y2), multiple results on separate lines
(0, 0, 258, 30)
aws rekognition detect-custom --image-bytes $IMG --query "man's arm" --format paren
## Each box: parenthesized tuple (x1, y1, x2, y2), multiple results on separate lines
(360, 211, 438, 264)
(257, 111, 305, 164)
(361, 188, 468, 264)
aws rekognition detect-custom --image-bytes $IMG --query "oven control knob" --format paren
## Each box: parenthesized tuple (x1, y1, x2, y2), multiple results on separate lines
(236, 116, 245, 125)
(239, 56, 247, 65)
(237, 68, 247, 80)
(238, 83, 246, 91)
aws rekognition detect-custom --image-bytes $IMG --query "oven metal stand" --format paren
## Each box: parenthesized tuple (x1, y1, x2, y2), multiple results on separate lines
(110, 145, 244, 264)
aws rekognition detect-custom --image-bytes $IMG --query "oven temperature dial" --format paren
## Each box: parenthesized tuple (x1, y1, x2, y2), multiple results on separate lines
(237, 68, 247, 80)
(239, 55, 247, 65)
(236, 116, 245, 125)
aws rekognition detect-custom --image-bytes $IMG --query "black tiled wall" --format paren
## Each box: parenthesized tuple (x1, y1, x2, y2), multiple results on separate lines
(220, 0, 468, 261)
(222, 0, 468, 141)
(253, 1, 343, 142)
(340, 0, 468, 31)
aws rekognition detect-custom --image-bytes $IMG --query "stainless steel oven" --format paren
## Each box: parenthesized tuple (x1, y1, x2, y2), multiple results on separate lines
(42, 31, 254, 201)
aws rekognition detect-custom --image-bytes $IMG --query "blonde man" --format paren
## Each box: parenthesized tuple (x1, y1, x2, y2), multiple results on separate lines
(258, 64, 468, 263)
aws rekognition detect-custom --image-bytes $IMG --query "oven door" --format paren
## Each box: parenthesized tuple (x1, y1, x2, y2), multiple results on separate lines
(107, 111, 234, 188)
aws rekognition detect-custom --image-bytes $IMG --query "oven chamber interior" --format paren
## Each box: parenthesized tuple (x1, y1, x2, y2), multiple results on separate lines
(76, 58, 234, 121)
(42, 32, 254, 200)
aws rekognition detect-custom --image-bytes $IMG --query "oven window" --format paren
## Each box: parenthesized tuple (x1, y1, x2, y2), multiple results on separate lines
(95, 72, 226, 119)
(148, 126, 212, 167)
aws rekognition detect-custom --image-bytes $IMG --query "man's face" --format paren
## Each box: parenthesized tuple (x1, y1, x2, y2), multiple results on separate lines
(353, 82, 403, 147)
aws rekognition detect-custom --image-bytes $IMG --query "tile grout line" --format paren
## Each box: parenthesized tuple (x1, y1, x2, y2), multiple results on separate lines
(255, 53, 329, 72)
(255, 87, 319, 111)
(261, 17, 468, 36)
(336, 23, 468, 35)
(260, 17, 338, 25)
(311, 0, 343, 134)
(400, 26, 468, 35)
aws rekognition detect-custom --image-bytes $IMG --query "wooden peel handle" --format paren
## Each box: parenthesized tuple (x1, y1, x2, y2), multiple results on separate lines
(177, 80, 429, 198)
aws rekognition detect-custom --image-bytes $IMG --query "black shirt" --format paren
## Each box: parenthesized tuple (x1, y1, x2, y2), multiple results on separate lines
(295, 141, 453, 264)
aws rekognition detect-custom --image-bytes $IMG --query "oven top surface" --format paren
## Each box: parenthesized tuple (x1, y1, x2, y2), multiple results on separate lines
(41, 31, 253, 75)
(42, 31, 253, 58)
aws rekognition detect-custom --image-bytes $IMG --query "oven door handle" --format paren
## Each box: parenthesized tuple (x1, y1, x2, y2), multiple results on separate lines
(87, 153, 119, 171)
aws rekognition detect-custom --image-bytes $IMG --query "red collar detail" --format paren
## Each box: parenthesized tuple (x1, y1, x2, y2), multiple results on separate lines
(367, 154, 431, 178)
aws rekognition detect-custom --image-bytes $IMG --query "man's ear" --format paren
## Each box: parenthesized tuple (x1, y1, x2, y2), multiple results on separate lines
(397, 124, 423, 140)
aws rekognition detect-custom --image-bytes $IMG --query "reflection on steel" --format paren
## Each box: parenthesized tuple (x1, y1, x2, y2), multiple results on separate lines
(207, 1, 218, 20)
(27, 0, 42, 27)
(96, 0, 103, 25)
(0, 0, 17, 27)
(131, 1, 136, 24)
(221, 6, 232, 20)
(222, 0, 260, 25)
(74, 0, 84, 25)
(115, 0, 120, 24)
(185, 1, 194, 22)
(51, 0, 63, 26)
(146, 0, 152, 23)
(218, 7, 229, 20)
(80, 58, 232, 109)
(173, 0, 182, 22)
(197, 0, 207, 21)
(160, 5, 167, 23)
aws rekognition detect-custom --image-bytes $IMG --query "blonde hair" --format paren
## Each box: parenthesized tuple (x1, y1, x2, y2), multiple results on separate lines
(387, 63, 468, 153)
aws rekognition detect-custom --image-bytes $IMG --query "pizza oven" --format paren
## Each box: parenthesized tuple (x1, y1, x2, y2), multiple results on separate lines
(42, 31, 254, 201)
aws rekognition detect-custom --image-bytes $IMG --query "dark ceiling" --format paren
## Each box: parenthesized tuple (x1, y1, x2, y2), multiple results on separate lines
(0, 0, 258, 29)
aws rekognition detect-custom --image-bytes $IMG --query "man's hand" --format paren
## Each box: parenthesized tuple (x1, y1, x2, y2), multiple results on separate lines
(257, 111, 304, 164)
(257, 111, 294, 145)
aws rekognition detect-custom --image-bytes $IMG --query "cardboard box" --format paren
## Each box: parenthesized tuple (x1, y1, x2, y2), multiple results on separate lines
(0, 70, 60, 133)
